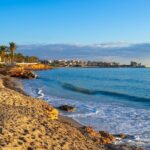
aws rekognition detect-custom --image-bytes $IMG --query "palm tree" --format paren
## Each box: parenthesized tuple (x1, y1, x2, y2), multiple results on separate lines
(9, 42, 16, 64)
(0, 45, 7, 62)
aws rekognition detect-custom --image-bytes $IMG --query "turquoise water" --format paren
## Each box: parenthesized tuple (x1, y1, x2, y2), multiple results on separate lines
(22, 68, 150, 147)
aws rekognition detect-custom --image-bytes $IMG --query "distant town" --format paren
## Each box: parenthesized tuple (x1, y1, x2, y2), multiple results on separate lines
(0, 42, 146, 68)
(41, 59, 146, 68)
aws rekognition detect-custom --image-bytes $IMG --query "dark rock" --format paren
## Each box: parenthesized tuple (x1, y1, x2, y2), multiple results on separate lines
(58, 105, 76, 112)
(113, 133, 128, 139)
(7, 67, 37, 79)
(113, 134, 135, 140)
(27, 146, 34, 150)
(105, 144, 144, 150)
(79, 126, 115, 144)
(80, 126, 99, 137)
(24, 129, 29, 134)
(99, 131, 114, 140)
(17, 71, 37, 79)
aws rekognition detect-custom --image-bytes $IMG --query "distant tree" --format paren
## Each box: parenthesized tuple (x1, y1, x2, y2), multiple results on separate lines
(0, 45, 7, 62)
(130, 61, 138, 67)
(14, 53, 25, 63)
(9, 42, 16, 64)
(0, 42, 39, 64)
(24, 56, 39, 63)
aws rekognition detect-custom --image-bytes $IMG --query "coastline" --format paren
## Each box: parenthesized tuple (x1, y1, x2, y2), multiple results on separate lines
(0, 74, 27, 95)
(0, 74, 83, 128)
(0, 66, 83, 129)
(0, 72, 144, 149)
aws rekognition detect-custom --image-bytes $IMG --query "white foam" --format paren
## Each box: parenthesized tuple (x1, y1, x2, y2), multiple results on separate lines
(37, 88, 45, 99)
(22, 83, 150, 148)
(47, 96, 150, 148)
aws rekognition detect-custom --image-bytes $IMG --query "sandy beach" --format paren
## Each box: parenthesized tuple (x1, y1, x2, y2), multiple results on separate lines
(0, 73, 144, 150)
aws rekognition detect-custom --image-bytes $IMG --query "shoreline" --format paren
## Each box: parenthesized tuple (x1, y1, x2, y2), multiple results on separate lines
(0, 72, 144, 149)
(0, 73, 83, 128)
(0, 74, 27, 95)
(0, 66, 84, 129)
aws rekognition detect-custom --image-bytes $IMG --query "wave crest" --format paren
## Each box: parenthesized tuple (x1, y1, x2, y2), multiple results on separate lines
(62, 83, 150, 103)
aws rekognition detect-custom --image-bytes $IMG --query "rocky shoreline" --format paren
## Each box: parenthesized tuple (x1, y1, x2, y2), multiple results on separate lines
(0, 71, 144, 149)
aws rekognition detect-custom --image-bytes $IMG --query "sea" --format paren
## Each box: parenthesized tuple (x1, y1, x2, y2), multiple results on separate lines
(22, 68, 150, 149)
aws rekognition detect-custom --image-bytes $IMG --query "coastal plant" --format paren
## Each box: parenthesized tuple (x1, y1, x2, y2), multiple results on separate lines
(0, 42, 39, 64)
(0, 45, 7, 62)
(9, 42, 16, 64)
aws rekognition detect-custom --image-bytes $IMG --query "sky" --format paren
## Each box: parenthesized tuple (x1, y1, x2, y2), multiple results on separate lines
(1, 0, 150, 65)
(0, 0, 150, 44)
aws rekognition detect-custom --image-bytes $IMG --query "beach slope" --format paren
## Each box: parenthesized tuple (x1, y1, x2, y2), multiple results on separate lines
(0, 78, 105, 149)
(0, 77, 143, 150)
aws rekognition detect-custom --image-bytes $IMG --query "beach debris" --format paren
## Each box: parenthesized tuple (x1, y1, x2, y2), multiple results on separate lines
(58, 105, 76, 112)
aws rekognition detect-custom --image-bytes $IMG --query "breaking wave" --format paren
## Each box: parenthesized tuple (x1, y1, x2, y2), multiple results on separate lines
(62, 83, 150, 103)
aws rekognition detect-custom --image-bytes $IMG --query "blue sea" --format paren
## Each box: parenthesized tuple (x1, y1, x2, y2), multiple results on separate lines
(22, 68, 150, 148)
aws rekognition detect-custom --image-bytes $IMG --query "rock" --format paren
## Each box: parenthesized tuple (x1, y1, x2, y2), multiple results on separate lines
(99, 131, 114, 139)
(79, 126, 115, 145)
(17, 63, 53, 70)
(113, 133, 128, 139)
(80, 126, 99, 137)
(105, 144, 144, 150)
(58, 105, 76, 112)
(19, 71, 37, 79)
(99, 131, 115, 144)
(7, 67, 37, 79)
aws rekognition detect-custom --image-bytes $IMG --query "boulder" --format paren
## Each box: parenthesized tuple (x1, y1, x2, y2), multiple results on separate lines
(58, 105, 76, 112)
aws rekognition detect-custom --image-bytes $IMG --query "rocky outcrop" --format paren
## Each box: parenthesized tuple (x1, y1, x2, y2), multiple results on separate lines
(105, 144, 143, 150)
(58, 105, 76, 112)
(17, 63, 53, 70)
(9, 69, 37, 79)
(79, 126, 115, 145)
(4, 67, 37, 79)
(0, 64, 52, 79)
(99, 131, 115, 144)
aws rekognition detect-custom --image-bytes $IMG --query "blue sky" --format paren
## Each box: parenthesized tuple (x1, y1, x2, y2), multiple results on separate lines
(0, 0, 150, 44)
